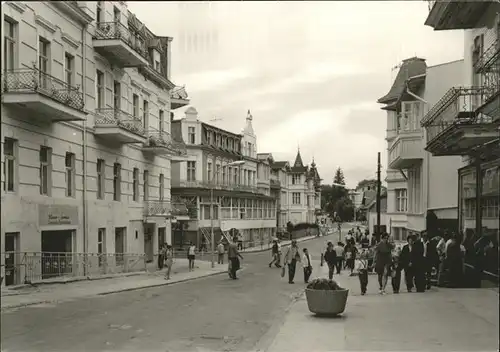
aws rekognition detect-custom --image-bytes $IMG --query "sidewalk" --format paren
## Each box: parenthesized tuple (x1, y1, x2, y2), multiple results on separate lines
(1, 259, 227, 311)
(265, 261, 499, 352)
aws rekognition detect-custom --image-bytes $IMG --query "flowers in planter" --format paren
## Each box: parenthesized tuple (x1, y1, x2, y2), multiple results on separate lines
(306, 278, 344, 291)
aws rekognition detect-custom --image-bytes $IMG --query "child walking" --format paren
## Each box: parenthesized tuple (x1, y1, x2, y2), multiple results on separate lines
(391, 250, 402, 293)
(357, 249, 370, 295)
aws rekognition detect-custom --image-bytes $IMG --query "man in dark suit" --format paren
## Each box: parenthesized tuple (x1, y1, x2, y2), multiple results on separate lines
(400, 234, 426, 292)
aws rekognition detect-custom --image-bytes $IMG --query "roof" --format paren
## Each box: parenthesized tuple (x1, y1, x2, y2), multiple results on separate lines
(291, 150, 308, 173)
(367, 192, 388, 212)
(377, 57, 427, 104)
(271, 161, 289, 170)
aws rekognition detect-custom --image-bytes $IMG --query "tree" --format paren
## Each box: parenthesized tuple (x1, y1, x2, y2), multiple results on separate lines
(333, 167, 345, 185)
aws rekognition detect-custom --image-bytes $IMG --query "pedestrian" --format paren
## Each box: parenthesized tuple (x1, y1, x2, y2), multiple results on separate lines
(302, 248, 313, 283)
(269, 240, 281, 268)
(400, 234, 426, 292)
(421, 233, 432, 290)
(324, 242, 337, 280)
(228, 236, 244, 279)
(373, 232, 393, 294)
(284, 240, 301, 284)
(277, 240, 283, 266)
(187, 242, 196, 271)
(320, 241, 328, 267)
(333, 242, 344, 274)
(164, 244, 173, 280)
(445, 234, 465, 288)
(390, 249, 402, 293)
(356, 249, 369, 295)
(158, 244, 165, 270)
(217, 241, 225, 264)
(344, 242, 357, 275)
(361, 232, 370, 249)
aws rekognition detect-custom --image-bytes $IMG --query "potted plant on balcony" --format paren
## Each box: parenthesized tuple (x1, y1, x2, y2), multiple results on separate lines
(305, 278, 349, 316)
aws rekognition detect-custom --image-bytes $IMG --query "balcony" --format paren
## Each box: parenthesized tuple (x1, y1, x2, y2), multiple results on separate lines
(421, 87, 500, 156)
(139, 65, 175, 91)
(388, 136, 423, 169)
(424, 0, 494, 31)
(2, 68, 86, 121)
(474, 40, 500, 120)
(270, 179, 281, 189)
(171, 86, 190, 110)
(142, 131, 186, 156)
(94, 108, 147, 144)
(144, 200, 171, 218)
(93, 22, 149, 67)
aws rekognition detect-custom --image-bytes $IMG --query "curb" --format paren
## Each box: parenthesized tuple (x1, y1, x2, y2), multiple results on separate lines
(1, 269, 230, 311)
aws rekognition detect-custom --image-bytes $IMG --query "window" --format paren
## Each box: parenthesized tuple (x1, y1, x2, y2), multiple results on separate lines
(96, 70, 104, 109)
(222, 166, 227, 184)
(4, 19, 16, 71)
(159, 109, 164, 132)
(292, 174, 300, 184)
(97, 228, 105, 266)
(214, 164, 220, 183)
(187, 161, 196, 181)
(97, 159, 105, 199)
(155, 60, 160, 71)
(159, 173, 165, 201)
(143, 100, 149, 129)
(396, 189, 407, 212)
(206, 131, 212, 145)
(64, 53, 74, 86)
(234, 168, 239, 185)
(39, 146, 51, 195)
(292, 192, 301, 205)
(207, 162, 212, 183)
(65, 153, 75, 197)
(3, 138, 16, 192)
(216, 134, 221, 146)
(143, 170, 149, 201)
(188, 127, 195, 144)
(228, 167, 232, 185)
(38, 38, 49, 88)
(113, 163, 121, 201)
(113, 81, 121, 110)
(96, 1, 103, 23)
(229, 139, 233, 151)
(113, 6, 120, 22)
(133, 94, 139, 118)
(132, 167, 139, 201)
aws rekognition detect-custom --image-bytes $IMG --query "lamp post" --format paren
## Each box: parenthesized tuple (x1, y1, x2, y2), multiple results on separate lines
(210, 160, 245, 268)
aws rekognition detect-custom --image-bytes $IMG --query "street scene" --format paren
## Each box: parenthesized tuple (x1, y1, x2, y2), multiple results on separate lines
(1, 1, 499, 351)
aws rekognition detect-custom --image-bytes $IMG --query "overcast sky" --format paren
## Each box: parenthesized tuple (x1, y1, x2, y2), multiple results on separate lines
(128, 1, 464, 188)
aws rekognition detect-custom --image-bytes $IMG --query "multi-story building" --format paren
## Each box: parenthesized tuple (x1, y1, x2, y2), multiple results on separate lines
(270, 152, 321, 230)
(1, 1, 188, 286)
(169, 108, 277, 248)
(422, 2, 499, 245)
(378, 56, 466, 240)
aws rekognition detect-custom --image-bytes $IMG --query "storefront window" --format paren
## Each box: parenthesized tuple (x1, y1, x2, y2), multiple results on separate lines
(459, 169, 477, 239)
(481, 165, 499, 240)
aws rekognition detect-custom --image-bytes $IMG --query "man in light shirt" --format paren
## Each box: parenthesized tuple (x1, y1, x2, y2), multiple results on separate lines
(333, 242, 344, 274)
(302, 248, 313, 283)
(217, 241, 225, 264)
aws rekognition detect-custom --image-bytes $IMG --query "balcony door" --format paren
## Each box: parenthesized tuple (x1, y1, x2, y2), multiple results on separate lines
(113, 81, 121, 111)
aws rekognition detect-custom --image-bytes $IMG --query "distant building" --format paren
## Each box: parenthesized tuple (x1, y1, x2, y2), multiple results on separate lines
(366, 192, 388, 235)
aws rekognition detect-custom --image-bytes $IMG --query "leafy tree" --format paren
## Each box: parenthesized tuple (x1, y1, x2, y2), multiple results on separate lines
(333, 167, 345, 185)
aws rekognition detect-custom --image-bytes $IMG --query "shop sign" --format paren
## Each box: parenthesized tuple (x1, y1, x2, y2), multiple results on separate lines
(39, 205, 79, 226)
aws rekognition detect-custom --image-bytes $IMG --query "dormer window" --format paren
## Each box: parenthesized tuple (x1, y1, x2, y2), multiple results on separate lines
(152, 49, 161, 71)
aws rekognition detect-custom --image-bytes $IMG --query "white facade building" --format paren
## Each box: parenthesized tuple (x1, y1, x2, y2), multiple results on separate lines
(1, 1, 188, 286)
(378, 57, 466, 240)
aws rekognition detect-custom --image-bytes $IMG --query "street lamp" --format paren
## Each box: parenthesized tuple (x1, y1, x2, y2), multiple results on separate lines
(210, 160, 245, 268)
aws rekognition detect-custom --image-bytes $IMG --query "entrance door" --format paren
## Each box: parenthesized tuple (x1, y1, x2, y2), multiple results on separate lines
(41, 230, 74, 280)
(143, 224, 154, 262)
(114, 227, 125, 266)
(158, 227, 166, 249)
(4, 233, 20, 286)
(97, 228, 106, 269)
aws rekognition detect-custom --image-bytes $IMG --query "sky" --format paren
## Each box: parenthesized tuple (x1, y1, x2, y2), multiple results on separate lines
(128, 1, 465, 189)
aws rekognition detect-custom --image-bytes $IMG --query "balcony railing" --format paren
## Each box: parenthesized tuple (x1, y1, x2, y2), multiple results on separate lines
(144, 200, 171, 217)
(94, 21, 148, 59)
(474, 39, 499, 73)
(421, 87, 493, 143)
(95, 108, 145, 136)
(3, 68, 84, 111)
(270, 179, 281, 188)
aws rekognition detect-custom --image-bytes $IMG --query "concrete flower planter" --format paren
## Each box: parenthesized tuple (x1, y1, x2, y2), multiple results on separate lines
(305, 288, 349, 316)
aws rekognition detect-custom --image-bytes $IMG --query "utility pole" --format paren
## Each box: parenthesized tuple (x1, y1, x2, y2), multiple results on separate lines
(376, 152, 381, 243)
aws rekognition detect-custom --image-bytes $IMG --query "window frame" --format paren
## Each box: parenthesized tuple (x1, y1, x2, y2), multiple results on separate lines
(187, 161, 196, 182)
(113, 163, 121, 201)
(3, 18, 17, 71)
(65, 152, 75, 198)
(97, 159, 105, 199)
(39, 146, 52, 196)
(3, 138, 17, 193)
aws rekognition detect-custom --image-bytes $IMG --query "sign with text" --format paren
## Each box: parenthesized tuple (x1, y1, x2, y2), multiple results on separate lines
(39, 205, 79, 226)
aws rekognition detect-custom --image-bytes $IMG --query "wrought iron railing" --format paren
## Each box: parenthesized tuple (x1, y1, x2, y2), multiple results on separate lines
(270, 179, 281, 188)
(95, 108, 146, 136)
(474, 39, 499, 73)
(421, 87, 494, 143)
(1, 251, 146, 284)
(144, 131, 187, 156)
(3, 68, 84, 111)
(144, 200, 171, 217)
(94, 21, 148, 59)
(171, 86, 189, 100)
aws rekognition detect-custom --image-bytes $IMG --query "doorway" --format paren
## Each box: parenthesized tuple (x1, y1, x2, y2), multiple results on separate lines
(97, 228, 107, 269)
(158, 227, 166, 249)
(41, 230, 74, 279)
(144, 224, 154, 262)
(115, 227, 126, 266)
(4, 232, 20, 286)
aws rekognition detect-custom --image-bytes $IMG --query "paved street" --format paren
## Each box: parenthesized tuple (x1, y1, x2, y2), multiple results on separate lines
(0, 229, 342, 352)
